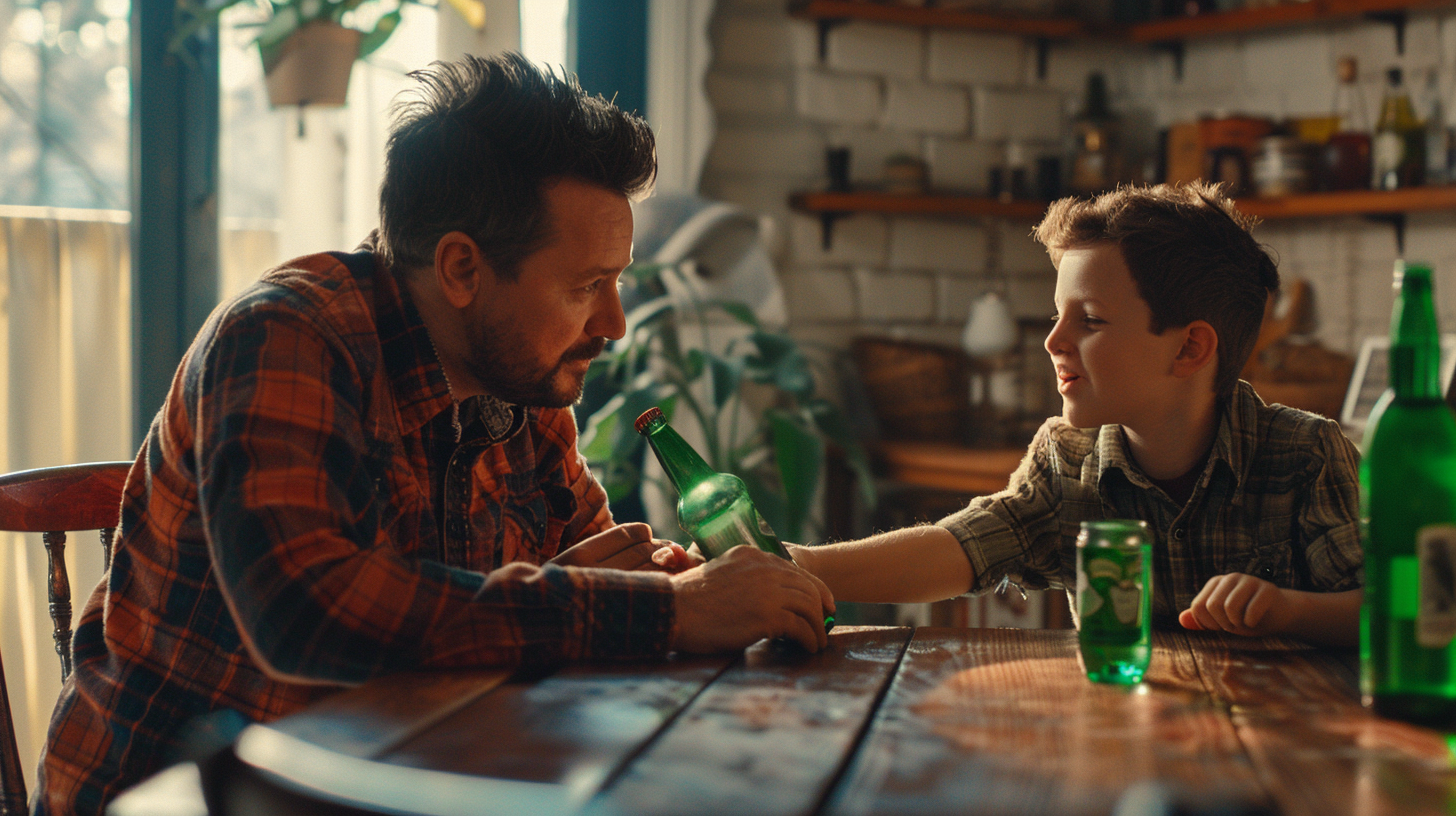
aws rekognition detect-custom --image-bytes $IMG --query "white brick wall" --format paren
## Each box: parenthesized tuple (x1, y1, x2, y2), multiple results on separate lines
(826, 22, 923, 79)
(827, 126, 925, 186)
(795, 70, 881, 124)
(889, 218, 988, 273)
(708, 126, 823, 176)
(971, 86, 1063, 142)
(926, 137, 998, 192)
(789, 213, 888, 266)
(700, 0, 1456, 410)
(706, 72, 792, 117)
(927, 30, 1024, 86)
(785, 268, 857, 322)
(882, 81, 969, 134)
(854, 267, 936, 322)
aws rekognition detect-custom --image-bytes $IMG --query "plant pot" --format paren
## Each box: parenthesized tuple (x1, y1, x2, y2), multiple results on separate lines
(262, 21, 361, 108)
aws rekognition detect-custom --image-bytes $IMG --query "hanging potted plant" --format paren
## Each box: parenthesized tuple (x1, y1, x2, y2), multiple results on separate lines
(170, 0, 485, 108)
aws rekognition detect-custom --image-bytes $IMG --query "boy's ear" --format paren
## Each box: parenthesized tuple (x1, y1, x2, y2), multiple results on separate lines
(432, 231, 492, 309)
(1171, 321, 1219, 378)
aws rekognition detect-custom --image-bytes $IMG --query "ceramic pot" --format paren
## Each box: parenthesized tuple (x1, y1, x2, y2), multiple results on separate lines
(263, 21, 361, 108)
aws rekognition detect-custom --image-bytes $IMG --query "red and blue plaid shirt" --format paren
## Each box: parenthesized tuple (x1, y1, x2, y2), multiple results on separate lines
(35, 243, 675, 815)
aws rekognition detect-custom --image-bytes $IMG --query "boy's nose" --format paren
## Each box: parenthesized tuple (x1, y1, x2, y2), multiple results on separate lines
(1044, 320, 1070, 356)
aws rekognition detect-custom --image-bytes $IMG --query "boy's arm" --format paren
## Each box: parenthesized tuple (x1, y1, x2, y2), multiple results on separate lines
(1179, 573, 1361, 647)
(788, 526, 972, 603)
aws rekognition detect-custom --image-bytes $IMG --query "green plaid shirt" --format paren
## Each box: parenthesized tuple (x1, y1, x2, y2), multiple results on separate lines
(939, 380, 1365, 625)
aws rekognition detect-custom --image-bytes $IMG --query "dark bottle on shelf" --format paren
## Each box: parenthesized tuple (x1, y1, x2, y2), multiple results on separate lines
(1361, 261, 1456, 727)
(1373, 66, 1425, 190)
(1323, 56, 1372, 191)
(1069, 73, 1121, 195)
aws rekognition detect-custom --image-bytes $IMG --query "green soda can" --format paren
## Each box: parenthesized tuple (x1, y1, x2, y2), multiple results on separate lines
(1076, 520, 1153, 684)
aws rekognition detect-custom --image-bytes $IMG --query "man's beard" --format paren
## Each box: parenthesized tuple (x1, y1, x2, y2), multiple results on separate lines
(463, 323, 607, 408)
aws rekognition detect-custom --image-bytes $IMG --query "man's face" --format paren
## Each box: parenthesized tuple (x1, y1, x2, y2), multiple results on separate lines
(1043, 244, 1187, 430)
(463, 178, 631, 408)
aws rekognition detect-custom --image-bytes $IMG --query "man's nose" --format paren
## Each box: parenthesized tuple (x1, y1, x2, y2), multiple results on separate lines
(588, 284, 627, 341)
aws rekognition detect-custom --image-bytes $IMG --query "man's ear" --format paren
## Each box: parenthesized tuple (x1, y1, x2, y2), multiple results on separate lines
(1172, 321, 1219, 378)
(432, 231, 491, 309)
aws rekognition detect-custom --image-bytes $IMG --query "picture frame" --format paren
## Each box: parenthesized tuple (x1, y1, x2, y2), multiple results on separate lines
(1340, 335, 1456, 433)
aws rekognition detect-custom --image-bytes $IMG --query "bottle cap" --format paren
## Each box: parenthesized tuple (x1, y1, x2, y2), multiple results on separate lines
(634, 407, 666, 435)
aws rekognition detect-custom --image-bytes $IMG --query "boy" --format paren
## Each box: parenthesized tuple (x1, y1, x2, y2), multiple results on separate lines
(790, 183, 1363, 646)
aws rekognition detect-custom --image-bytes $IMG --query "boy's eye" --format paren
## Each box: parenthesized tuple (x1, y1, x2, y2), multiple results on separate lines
(1082, 316, 1105, 327)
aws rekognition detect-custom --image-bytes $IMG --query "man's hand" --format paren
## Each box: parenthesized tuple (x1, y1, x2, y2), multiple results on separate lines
(1179, 573, 1293, 637)
(550, 523, 688, 572)
(670, 545, 836, 654)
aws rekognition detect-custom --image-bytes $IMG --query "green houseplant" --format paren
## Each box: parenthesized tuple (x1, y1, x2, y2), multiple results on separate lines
(170, 0, 485, 107)
(579, 262, 874, 545)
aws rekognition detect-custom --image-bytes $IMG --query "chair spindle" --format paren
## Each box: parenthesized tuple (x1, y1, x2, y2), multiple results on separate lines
(43, 532, 72, 682)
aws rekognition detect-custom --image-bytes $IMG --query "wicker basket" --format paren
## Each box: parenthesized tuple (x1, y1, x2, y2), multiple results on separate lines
(851, 336, 972, 443)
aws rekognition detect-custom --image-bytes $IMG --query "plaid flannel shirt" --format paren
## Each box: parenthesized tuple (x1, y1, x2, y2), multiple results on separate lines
(35, 244, 675, 815)
(939, 380, 1365, 624)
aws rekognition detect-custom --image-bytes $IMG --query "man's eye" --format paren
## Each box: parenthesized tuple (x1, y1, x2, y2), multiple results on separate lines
(581, 280, 602, 294)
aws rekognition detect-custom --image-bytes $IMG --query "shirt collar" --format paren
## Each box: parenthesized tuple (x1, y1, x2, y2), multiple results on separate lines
(366, 243, 526, 443)
(1093, 381, 1259, 497)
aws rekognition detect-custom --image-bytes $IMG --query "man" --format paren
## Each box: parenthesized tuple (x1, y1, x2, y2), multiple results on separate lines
(35, 53, 834, 815)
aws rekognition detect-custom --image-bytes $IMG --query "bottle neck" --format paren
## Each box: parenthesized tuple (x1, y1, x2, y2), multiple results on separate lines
(641, 417, 718, 493)
(1390, 266, 1443, 401)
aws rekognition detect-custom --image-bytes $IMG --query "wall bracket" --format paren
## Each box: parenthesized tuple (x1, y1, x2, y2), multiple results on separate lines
(1365, 211, 1407, 256)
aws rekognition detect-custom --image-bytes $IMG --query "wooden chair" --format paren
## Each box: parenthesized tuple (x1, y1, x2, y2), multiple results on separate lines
(0, 462, 130, 815)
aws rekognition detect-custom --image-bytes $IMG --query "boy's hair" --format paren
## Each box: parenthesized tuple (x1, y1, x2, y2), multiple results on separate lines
(1034, 182, 1279, 397)
(379, 53, 657, 280)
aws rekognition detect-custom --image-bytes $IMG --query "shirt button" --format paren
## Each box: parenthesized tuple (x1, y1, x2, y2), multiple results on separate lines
(1173, 528, 1185, 541)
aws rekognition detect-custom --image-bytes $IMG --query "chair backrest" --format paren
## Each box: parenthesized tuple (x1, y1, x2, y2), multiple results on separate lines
(0, 462, 129, 815)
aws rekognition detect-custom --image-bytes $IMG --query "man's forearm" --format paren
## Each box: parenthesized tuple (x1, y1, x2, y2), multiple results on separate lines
(1279, 588, 1362, 647)
(788, 525, 973, 604)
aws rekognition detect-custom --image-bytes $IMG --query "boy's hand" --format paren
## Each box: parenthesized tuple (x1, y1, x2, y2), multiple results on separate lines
(551, 523, 691, 572)
(650, 541, 705, 573)
(1179, 573, 1294, 637)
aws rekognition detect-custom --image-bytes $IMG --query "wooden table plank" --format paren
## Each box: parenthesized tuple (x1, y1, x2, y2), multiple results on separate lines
(599, 626, 913, 816)
(827, 628, 1271, 816)
(266, 669, 511, 759)
(375, 653, 739, 800)
(1177, 632, 1456, 816)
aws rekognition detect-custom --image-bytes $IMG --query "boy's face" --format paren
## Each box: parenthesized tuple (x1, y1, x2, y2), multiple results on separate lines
(1045, 244, 1189, 430)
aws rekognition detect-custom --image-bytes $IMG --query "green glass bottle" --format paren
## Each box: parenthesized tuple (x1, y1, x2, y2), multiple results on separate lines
(1361, 261, 1456, 726)
(635, 407, 833, 632)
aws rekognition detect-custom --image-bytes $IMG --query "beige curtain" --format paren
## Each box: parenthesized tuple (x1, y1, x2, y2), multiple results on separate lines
(0, 206, 133, 792)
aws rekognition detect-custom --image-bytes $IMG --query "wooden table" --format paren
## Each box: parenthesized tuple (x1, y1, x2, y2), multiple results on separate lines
(118, 627, 1456, 816)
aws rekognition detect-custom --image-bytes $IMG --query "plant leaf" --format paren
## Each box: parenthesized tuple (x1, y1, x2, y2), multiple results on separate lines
(740, 469, 788, 544)
(712, 300, 760, 328)
(442, 0, 487, 30)
(683, 348, 706, 381)
(808, 400, 877, 510)
(357, 8, 401, 59)
(706, 352, 743, 409)
(768, 409, 824, 542)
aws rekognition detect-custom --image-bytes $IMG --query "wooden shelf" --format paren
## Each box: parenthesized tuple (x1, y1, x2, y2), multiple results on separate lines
(792, 187, 1456, 251)
(1127, 0, 1456, 43)
(875, 442, 1023, 495)
(1233, 185, 1456, 218)
(787, 0, 1084, 38)
(793, 187, 1456, 220)
(790, 190, 1048, 219)
(789, 0, 1456, 44)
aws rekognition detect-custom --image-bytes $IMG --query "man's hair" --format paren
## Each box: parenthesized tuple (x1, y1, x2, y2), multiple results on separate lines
(1033, 182, 1279, 397)
(379, 52, 656, 279)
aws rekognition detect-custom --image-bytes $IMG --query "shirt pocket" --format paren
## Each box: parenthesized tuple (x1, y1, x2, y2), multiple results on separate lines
(1240, 540, 1293, 586)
